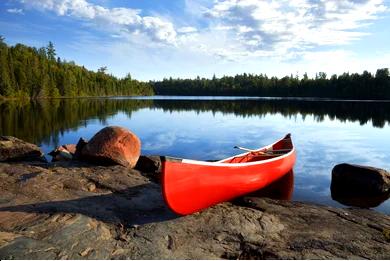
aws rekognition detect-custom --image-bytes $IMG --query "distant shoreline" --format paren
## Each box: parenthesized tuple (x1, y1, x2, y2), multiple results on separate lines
(2, 95, 390, 103)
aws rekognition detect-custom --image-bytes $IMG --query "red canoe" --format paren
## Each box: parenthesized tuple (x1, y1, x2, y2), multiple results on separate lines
(161, 134, 296, 215)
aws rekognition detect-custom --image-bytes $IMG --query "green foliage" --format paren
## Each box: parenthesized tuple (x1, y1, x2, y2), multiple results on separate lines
(152, 69, 390, 100)
(0, 45, 14, 96)
(0, 39, 154, 98)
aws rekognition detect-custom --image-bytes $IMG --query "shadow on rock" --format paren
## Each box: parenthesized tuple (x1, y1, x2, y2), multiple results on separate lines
(0, 183, 177, 228)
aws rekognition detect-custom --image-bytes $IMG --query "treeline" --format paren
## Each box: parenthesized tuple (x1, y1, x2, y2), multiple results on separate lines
(0, 37, 154, 98)
(152, 70, 390, 99)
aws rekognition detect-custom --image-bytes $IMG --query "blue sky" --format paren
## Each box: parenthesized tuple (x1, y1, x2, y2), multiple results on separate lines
(1, 0, 390, 80)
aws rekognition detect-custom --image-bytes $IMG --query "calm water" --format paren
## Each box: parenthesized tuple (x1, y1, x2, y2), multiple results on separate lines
(1, 96, 389, 214)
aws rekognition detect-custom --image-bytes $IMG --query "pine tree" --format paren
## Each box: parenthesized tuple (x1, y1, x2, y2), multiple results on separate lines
(0, 35, 6, 48)
(46, 41, 56, 61)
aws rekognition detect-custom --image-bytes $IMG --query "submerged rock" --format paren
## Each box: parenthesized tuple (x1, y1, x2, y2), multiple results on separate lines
(81, 126, 141, 168)
(0, 136, 46, 162)
(49, 144, 76, 162)
(331, 163, 390, 208)
(63, 144, 76, 154)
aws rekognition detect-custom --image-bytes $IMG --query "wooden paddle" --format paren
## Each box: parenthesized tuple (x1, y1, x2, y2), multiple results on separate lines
(233, 146, 258, 152)
(234, 146, 290, 155)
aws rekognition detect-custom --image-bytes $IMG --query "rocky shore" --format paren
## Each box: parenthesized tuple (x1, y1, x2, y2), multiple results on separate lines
(0, 136, 389, 259)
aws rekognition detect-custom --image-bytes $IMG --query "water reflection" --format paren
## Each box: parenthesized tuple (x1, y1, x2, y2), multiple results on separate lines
(0, 98, 152, 145)
(152, 99, 390, 128)
(247, 171, 294, 201)
(331, 193, 390, 209)
(1, 97, 390, 145)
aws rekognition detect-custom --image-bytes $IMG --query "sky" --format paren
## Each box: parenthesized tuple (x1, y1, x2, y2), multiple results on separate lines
(1, 0, 390, 81)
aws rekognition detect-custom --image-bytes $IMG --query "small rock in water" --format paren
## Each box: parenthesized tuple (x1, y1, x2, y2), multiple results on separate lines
(81, 126, 141, 168)
(49, 145, 76, 162)
(331, 163, 390, 208)
(63, 144, 76, 154)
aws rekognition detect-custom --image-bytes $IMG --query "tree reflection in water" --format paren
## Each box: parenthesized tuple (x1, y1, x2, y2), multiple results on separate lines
(1, 97, 390, 145)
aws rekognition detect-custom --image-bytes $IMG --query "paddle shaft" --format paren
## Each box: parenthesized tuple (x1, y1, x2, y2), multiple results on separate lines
(234, 146, 291, 156)
(234, 146, 257, 152)
(234, 146, 291, 154)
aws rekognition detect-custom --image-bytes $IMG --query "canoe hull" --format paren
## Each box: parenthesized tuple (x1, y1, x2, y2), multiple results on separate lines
(162, 135, 296, 215)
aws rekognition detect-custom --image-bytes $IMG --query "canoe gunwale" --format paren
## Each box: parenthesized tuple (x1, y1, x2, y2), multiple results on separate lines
(162, 134, 294, 167)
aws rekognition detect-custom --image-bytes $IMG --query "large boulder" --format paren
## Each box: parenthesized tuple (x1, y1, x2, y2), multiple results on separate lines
(331, 163, 390, 207)
(0, 136, 46, 162)
(81, 126, 141, 168)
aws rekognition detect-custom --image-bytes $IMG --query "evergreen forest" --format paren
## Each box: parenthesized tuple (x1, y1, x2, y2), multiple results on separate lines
(0, 37, 154, 98)
(152, 70, 390, 100)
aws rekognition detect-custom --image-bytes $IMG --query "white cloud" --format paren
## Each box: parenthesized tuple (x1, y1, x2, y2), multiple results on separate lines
(177, 26, 198, 33)
(199, 0, 387, 58)
(18, 0, 388, 60)
(7, 8, 24, 14)
(14, 0, 390, 79)
(142, 132, 177, 151)
(20, 0, 177, 44)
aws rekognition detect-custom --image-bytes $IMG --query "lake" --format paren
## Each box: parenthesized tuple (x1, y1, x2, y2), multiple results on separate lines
(1, 96, 389, 214)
